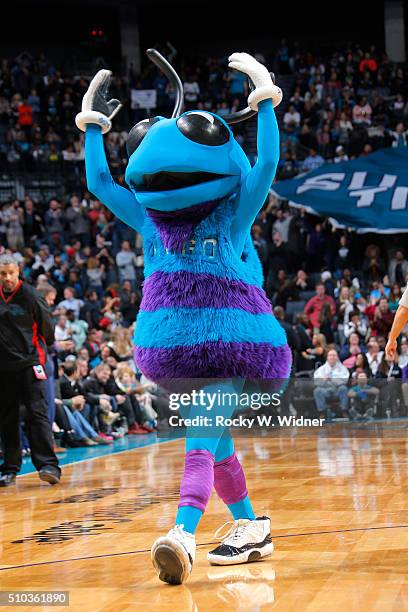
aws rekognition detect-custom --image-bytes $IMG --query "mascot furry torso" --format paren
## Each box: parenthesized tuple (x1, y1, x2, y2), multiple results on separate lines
(76, 49, 292, 384)
(137, 197, 289, 380)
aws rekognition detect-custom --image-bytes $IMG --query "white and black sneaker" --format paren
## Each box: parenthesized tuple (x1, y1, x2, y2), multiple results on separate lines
(207, 516, 273, 565)
(151, 524, 196, 585)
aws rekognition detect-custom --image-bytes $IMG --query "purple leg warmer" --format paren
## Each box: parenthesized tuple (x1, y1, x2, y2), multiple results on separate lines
(214, 452, 248, 505)
(178, 449, 214, 511)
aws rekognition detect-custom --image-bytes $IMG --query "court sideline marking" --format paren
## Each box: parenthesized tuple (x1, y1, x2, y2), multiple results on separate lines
(1, 523, 407, 573)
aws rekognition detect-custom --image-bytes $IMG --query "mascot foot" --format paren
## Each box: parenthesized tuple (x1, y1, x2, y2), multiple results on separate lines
(207, 517, 273, 565)
(151, 525, 196, 585)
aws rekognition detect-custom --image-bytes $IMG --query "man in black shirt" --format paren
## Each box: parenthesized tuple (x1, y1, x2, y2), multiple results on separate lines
(0, 254, 61, 486)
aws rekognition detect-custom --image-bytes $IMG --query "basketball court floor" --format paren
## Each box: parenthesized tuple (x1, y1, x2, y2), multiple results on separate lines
(1, 422, 408, 611)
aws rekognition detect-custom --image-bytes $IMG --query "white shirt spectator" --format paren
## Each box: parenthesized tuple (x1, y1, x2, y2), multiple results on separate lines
(116, 249, 137, 281)
(183, 80, 200, 103)
(314, 360, 350, 386)
(272, 215, 292, 243)
(343, 318, 368, 339)
(283, 110, 301, 127)
(366, 351, 384, 375)
(55, 320, 72, 342)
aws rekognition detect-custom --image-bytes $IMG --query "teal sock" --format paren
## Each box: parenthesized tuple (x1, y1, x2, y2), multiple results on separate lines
(227, 495, 256, 520)
(176, 506, 203, 534)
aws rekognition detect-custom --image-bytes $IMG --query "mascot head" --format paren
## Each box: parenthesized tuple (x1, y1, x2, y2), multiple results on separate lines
(125, 49, 255, 211)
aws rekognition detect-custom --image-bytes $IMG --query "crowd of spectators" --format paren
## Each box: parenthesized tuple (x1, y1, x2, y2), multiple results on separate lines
(2, 42, 408, 179)
(277, 41, 408, 178)
(261, 198, 408, 421)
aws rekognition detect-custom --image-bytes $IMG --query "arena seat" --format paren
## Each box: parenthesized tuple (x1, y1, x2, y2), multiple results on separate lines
(285, 300, 306, 323)
(299, 290, 315, 301)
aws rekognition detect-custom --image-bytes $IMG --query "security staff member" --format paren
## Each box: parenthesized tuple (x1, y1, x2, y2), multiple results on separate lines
(0, 254, 61, 486)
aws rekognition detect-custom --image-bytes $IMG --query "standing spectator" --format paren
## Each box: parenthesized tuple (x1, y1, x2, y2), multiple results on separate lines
(65, 195, 90, 246)
(388, 250, 408, 285)
(375, 355, 402, 417)
(116, 240, 138, 287)
(3, 200, 24, 250)
(183, 74, 200, 108)
(57, 287, 84, 319)
(272, 209, 292, 243)
(304, 283, 336, 332)
(0, 254, 60, 486)
(86, 257, 105, 298)
(44, 199, 65, 244)
(348, 372, 379, 420)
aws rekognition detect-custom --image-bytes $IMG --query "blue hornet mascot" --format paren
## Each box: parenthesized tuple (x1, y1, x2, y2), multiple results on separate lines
(76, 49, 291, 585)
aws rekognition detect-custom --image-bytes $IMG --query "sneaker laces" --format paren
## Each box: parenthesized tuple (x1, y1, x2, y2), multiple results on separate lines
(171, 524, 187, 536)
(214, 519, 250, 545)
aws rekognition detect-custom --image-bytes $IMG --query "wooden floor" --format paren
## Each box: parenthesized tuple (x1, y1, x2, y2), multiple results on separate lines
(1, 423, 408, 611)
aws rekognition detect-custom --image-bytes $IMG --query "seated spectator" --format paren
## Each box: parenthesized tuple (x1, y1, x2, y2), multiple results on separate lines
(402, 361, 408, 412)
(82, 363, 135, 438)
(349, 352, 370, 379)
(304, 283, 336, 333)
(301, 333, 327, 369)
(313, 349, 350, 419)
(54, 314, 71, 342)
(66, 309, 88, 349)
(340, 332, 366, 363)
(399, 336, 408, 369)
(59, 361, 111, 445)
(107, 327, 134, 366)
(333, 145, 349, 164)
(348, 372, 379, 421)
(114, 365, 156, 433)
(344, 310, 368, 342)
(100, 344, 119, 371)
(389, 284, 402, 311)
(369, 281, 390, 302)
(366, 339, 384, 376)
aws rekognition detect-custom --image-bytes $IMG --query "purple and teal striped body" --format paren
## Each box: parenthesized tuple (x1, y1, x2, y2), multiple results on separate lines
(133, 197, 292, 381)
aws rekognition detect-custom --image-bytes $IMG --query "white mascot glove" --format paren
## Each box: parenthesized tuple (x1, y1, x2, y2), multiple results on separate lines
(75, 69, 122, 134)
(228, 52, 283, 111)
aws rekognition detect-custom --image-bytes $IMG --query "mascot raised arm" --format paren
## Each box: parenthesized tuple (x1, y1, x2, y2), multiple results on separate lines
(76, 49, 291, 585)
